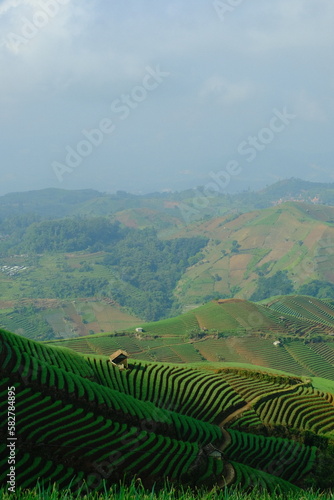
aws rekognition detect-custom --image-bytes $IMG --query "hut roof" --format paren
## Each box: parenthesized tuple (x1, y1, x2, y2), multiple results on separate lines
(109, 350, 129, 362)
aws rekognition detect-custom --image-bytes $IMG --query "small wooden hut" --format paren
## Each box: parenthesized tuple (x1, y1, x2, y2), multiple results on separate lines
(109, 349, 129, 370)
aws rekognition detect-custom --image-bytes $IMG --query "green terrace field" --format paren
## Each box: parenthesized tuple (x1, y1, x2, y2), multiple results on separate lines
(1, 328, 334, 496)
(0, 250, 145, 340)
(0, 252, 109, 299)
(264, 296, 334, 327)
(46, 297, 334, 380)
(76, 296, 334, 340)
(47, 333, 334, 380)
(0, 297, 143, 341)
(135, 296, 334, 338)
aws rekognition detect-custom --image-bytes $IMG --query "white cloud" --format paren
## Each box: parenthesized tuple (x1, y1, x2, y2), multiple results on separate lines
(199, 77, 255, 106)
(0, 1, 67, 52)
(294, 91, 327, 122)
(0, 0, 36, 16)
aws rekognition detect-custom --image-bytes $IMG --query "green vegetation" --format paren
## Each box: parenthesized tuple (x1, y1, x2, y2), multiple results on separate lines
(102, 228, 208, 320)
(0, 298, 143, 341)
(0, 215, 207, 323)
(0, 178, 333, 223)
(23, 218, 121, 253)
(1, 330, 226, 493)
(2, 328, 334, 495)
(250, 271, 294, 302)
(299, 280, 334, 299)
(2, 181, 334, 497)
(1, 482, 334, 500)
(46, 296, 334, 381)
(171, 200, 334, 307)
(2, 180, 334, 333)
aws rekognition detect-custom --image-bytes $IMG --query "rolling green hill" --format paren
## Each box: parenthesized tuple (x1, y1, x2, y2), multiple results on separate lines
(0, 297, 143, 341)
(1, 177, 334, 221)
(2, 181, 334, 338)
(1, 327, 334, 495)
(46, 296, 334, 382)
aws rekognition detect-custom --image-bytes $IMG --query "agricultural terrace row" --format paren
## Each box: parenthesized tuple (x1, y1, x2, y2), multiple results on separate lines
(1, 329, 329, 492)
(87, 356, 334, 438)
(48, 333, 334, 381)
(265, 296, 334, 331)
(0, 331, 228, 491)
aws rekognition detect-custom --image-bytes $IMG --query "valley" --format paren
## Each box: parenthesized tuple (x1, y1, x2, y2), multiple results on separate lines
(2, 182, 334, 340)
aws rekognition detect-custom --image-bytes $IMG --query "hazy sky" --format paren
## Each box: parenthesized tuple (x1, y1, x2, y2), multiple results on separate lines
(0, 0, 334, 196)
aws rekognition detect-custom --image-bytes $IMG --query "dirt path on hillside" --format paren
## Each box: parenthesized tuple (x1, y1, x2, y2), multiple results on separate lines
(213, 379, 311, 489)
(218, 379, 311, 427)
(218, 462, 235, 487)
(215, 429, 235, 487)
(218, 402, 253, 427)
(218, 428, 232, 451)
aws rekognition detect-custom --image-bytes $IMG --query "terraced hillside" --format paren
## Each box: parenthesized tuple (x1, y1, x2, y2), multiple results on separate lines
(1, 329, 334, 494)
(3, 197, 334, 336)
(264, 295, 334, 331)
(47, 297, 334, 380)
(0, 298, 143, 341)
(48, 334, 334, 380)
(49, 296, 334, 340)
(170, 202, 334, 306)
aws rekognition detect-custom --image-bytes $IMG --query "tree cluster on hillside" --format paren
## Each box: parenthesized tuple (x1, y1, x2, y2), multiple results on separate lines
(0, 214, 208, 321)
(22, 218, 122, 253)
(0, 216, 124, 255)
(250, 271, 294, 302)
(298, 280, 334, 299)
(48, 277, 110, 299)
(0, 214, 41, 253)
(103, 228, 208, 320)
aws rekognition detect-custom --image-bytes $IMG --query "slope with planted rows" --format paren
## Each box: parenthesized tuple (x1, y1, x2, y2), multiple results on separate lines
(1, 329, 334, 494)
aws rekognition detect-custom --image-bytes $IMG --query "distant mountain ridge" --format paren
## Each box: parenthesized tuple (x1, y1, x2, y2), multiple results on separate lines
(259, 178, 334, 198)
(1, 178, 334, 225)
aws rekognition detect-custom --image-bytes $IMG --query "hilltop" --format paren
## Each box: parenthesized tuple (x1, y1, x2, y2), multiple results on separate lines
(1, 177, 334, 224)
